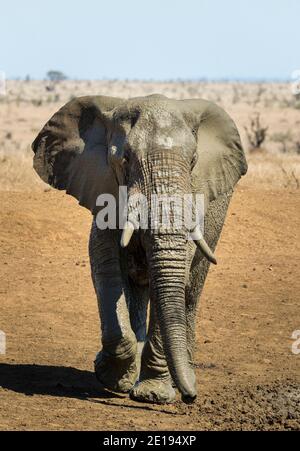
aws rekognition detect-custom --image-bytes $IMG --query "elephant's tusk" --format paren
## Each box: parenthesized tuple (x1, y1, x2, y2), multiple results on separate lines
(189, 225, 217, 265)
(120, 221, 135, 248)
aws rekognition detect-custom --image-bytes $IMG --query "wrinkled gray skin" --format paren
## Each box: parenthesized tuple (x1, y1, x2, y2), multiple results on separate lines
(32, 94, 247, 404)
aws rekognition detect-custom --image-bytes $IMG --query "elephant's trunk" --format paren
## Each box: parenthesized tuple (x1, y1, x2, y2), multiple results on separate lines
(123, 149, 197, 400)
(149, 232, 196, 402)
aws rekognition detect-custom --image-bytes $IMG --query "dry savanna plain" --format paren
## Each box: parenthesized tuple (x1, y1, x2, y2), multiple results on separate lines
(0, 80, 299, 430)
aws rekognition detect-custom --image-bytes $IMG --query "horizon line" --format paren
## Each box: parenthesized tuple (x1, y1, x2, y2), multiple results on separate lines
(6, 76, 292, 84)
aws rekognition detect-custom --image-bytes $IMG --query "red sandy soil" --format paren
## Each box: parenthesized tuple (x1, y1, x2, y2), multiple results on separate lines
(0, 186, 299, 430)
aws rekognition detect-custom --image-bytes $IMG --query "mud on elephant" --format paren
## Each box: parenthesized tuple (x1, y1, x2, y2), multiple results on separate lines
(32, 94, 247, 404)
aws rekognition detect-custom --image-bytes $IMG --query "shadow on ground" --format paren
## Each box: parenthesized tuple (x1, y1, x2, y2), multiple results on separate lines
(0, 363, 123, 400)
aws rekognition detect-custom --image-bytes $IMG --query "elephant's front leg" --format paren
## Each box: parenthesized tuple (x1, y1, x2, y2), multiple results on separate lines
(185, 255, 210, 364)
(89, 221, 138, 393)
(130, 302, 176, 404)
(186, 193, 232, 363)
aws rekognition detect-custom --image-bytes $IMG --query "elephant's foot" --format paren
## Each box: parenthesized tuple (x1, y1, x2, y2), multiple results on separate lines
(94, 336, 138, 393)
(130, 378, 176, 404)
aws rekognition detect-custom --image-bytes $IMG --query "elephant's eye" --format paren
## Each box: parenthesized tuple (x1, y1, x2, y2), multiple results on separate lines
(123, 150, 131, 164)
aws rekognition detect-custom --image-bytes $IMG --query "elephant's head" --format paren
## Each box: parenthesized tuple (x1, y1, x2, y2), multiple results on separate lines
(32, 94, 247, 401)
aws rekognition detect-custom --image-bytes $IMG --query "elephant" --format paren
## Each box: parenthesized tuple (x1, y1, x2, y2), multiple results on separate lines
(32, 94, 247, 404)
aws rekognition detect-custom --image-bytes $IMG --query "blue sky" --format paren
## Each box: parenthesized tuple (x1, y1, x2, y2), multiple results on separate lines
(0, 0, 299, 80)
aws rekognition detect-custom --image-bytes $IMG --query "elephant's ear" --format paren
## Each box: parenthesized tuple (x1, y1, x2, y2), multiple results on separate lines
(32, 95, 123, 214)
(180, 99, 247, 206)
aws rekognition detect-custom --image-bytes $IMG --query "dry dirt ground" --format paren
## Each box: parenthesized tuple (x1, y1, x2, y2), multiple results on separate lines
(0, 184, 299, 431)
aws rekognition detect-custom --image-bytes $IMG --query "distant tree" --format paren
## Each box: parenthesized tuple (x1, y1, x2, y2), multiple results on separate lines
(46, 70, 67, 83)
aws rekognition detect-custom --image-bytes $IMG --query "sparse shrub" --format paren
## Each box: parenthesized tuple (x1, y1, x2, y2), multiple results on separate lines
(31, 99, 43, 107)
(253, 84, 266, 106)
(294, 141, 300, 154)
(244, 113, 268, 152)
(15, 94, 23, 106)
(271, 131, 292, 153)
(257, 84, 266, 98)
(45, 84, 55, 92)
(294, 100, 300, 110)
(280, 165, 300, 189)
(232, 86, 240, 104)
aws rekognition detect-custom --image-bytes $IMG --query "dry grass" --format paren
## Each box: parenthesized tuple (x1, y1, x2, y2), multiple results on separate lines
(1, 80, 300, 191)
(245, 152, 300, 189)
